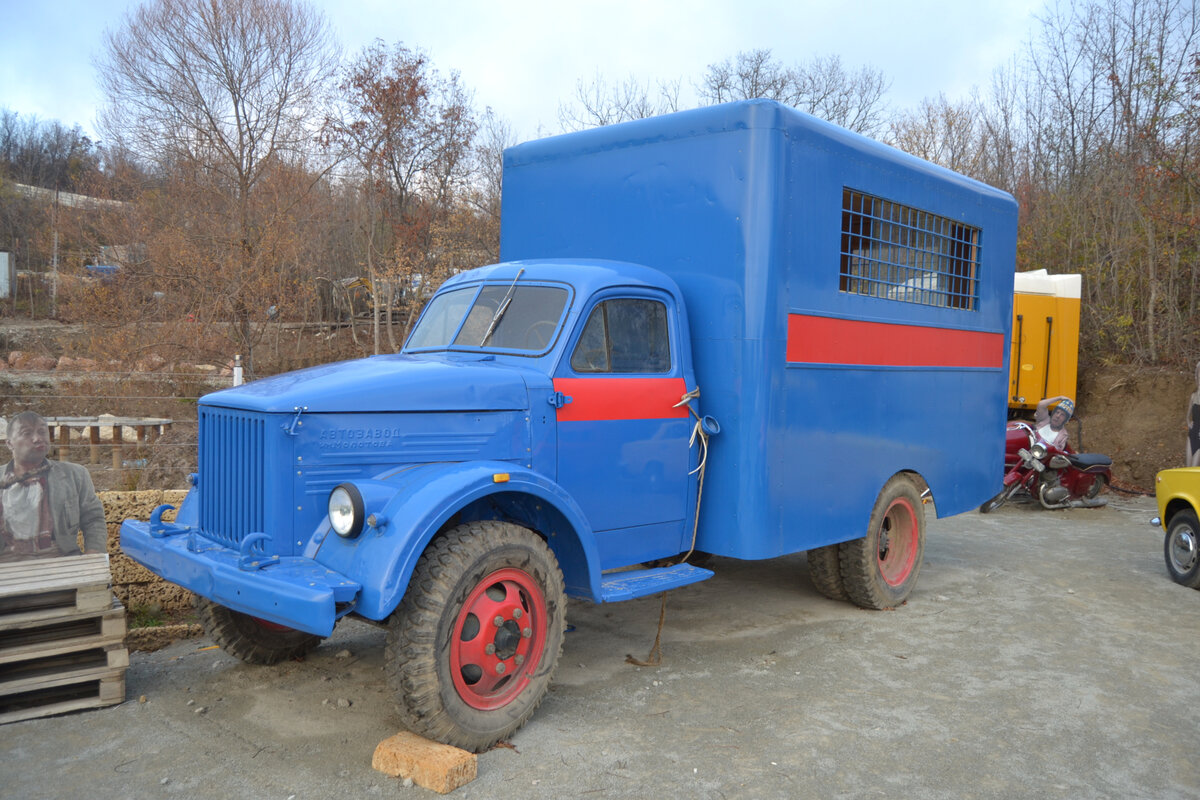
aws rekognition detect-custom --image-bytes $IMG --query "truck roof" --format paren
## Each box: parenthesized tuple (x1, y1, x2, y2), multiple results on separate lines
(440, 258, 685, 301)
(505, 99, 1014, 205)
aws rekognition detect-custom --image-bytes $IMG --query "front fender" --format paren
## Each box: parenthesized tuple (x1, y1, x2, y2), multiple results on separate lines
(1155, 467, 1200, 525)
(1002, 466, 1029, 487)
(310, 461, 602, 621)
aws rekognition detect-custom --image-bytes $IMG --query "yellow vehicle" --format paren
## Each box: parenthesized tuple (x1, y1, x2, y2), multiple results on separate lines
(1009, 270, 1080, 411)
(1153, 467, 1200, 587)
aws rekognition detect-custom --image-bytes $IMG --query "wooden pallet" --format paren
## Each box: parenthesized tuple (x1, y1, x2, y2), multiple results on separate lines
(0, 666, 126, 724)
(0, 554, 114, 621)
(0, 554, 128, 723)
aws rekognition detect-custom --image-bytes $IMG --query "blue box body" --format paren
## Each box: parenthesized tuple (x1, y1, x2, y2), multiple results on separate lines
(121, 100, 1017, 634)
(501, 99, 1017, 559)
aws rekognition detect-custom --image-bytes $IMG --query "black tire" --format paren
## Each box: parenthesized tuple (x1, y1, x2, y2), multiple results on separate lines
(806, 544, 848, 601)
(195, 597, 321, 665)
(979, 492, 1005, 514)
(1164, 510, 1200, 588)
(386, 521, 566, 752)
(1084, 474, 1106, 500)
(840, 475, 926, 610)
(980, 481, 1019, 514)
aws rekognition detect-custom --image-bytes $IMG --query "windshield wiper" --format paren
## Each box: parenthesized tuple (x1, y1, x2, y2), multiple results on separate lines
(479, 268, 525, 346)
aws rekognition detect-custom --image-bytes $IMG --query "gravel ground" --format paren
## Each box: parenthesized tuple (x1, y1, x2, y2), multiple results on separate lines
(2, 492, 1197, 799)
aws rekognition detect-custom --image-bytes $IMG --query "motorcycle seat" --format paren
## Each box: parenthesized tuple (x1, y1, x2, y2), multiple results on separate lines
(1067, 452, 1112, 469)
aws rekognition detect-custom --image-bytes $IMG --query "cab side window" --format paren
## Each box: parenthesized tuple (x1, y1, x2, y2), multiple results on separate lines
(570, 298, 672, 373)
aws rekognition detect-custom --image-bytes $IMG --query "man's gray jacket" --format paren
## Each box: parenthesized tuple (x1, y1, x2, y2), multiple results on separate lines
(1, 459, 107, 555)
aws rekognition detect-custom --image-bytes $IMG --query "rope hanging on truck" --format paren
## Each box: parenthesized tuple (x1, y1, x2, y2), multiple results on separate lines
(625, 386, 710, 668)
(674, 386, 709, 562)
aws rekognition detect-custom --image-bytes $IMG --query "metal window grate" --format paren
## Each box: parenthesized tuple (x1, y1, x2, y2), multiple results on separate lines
(839, 188, 981, 310)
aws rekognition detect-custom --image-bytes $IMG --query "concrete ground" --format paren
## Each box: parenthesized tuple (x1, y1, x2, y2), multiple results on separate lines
(3, 493, 1197, 799)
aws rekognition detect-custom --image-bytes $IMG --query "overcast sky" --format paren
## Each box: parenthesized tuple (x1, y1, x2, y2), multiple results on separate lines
(1, 0, 1046, 143)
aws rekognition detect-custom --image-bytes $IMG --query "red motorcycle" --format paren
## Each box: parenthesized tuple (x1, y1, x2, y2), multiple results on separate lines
(979, 421, 1112, 513)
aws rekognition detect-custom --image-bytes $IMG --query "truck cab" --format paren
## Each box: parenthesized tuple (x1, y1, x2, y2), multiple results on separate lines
(407, 260, 704, 572)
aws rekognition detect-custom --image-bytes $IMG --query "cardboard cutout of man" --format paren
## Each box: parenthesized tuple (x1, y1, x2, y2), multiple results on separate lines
(0, 411, 106, 560)
(1188, 361, 1200, 468)
(1034, 395, 1074, 450)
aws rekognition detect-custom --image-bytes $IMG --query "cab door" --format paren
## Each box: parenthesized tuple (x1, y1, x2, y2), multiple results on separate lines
(553, 291, 694, 568)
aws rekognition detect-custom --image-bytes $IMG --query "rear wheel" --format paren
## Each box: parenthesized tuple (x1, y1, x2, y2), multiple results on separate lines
(195, 597, 321, 665)
(806, 544, 848, 601)
(1084, 474, 1106, 500)
(386, 521, 566, 752)
(840, 475, 925, 609)
(1164, 510, 1200, 588)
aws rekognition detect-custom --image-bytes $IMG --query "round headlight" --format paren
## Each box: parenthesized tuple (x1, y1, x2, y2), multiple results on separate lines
(1031, 443, 1047, 460)
(328, 483, 364, 538)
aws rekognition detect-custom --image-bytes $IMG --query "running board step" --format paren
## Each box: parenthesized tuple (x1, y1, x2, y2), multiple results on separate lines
(599, 563, 714, 602)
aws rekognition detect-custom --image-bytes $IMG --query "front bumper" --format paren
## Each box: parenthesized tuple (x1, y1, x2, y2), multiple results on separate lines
(121, 519, 361, 637)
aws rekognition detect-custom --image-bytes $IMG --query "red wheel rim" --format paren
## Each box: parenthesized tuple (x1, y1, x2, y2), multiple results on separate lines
(876, 497, 918, 587)
(450, 568, 548, 711)
(251, 616, 291, 632)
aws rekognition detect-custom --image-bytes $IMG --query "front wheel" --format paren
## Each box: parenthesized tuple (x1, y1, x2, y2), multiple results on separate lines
(840, 475, 926, 609)
(980, 484, 1015, 514)
(1164, 510, 1200, 588)
(386, 521, 566, 752)
(195, 598, 322, 665)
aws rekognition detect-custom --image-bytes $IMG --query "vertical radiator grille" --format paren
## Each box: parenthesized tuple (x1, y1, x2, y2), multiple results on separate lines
(198, 407, 267, 549)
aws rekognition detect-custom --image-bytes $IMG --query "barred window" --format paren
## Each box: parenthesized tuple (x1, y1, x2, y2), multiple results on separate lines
(839, 189, 980, 310)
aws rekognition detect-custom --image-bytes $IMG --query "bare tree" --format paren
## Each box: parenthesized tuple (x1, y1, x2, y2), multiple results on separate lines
(697, 50, 891, 136)
(558, 73, 681, 131)
(790, 55, 891, 137)
(95, 0, 338, 374)
(325, 40, 477, 352)
(0, 110, 99, 192)
(698, 49, 791, 104)
(558, 50, 887, 136)
(972, 62, 1026, 192)
(467, 108, 518, 263)
(888, 93, 985, 176)
(1015, 0, 1200, 364)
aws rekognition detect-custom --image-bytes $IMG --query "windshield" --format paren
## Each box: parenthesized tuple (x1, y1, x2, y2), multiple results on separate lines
(406, 283, 568, 353)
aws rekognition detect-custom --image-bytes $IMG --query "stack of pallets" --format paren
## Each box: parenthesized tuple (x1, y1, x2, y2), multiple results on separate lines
(0, 554, 128, 724)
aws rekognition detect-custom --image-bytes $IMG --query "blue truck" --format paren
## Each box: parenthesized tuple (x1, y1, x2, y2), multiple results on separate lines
(122, 99, 1018, 751)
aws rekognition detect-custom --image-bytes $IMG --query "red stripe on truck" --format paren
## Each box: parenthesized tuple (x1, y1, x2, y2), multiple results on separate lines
(787, 314, 1005, 368)
(552, 377, 691, 422)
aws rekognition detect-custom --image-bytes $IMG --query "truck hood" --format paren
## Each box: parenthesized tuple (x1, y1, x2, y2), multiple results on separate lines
(200, 355, 531, 414)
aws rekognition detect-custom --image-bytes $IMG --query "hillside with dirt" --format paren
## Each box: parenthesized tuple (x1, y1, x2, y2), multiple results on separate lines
(1076, 363, 1194, 491)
